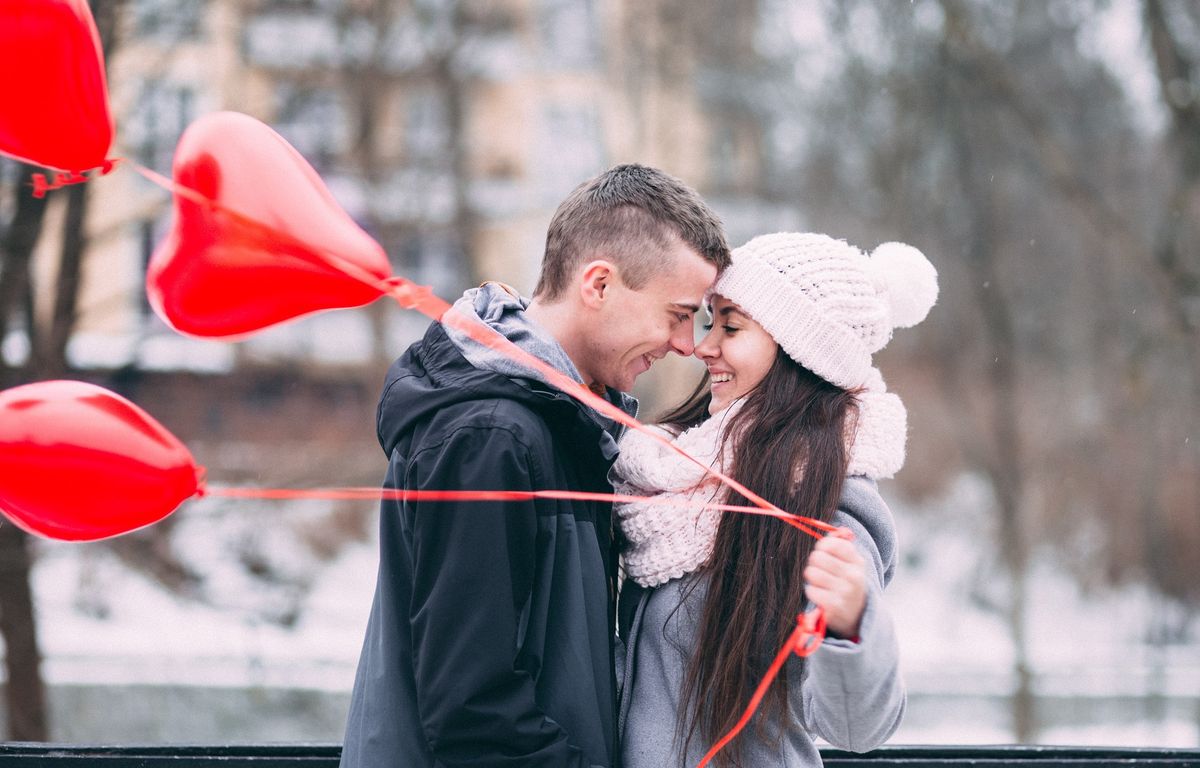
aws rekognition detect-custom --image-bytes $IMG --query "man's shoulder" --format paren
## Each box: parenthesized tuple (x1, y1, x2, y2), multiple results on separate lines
(416, 394, 556, 454)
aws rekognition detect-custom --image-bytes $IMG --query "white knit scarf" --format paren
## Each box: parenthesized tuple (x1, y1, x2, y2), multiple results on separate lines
(613, 372, 907, 587)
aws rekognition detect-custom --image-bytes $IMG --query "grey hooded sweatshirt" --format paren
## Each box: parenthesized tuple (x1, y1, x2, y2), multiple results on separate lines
(617, 477, 906, 768)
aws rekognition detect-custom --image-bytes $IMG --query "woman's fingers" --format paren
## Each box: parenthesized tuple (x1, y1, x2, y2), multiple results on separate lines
(804, 536, 868, 639)
(812, 536, 863, 567)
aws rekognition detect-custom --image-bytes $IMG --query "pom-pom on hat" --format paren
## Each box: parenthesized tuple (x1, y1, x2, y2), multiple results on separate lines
(713, 232, 938, 391)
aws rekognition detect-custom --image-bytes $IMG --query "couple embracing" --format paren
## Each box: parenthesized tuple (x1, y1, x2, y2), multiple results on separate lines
(340, 164, 936, 768)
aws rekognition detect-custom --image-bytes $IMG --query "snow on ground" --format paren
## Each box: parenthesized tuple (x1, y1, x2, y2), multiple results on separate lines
(12, 474, 1200, 745)
(30, 498, 375, 692)
(886, 473, 1199, 701)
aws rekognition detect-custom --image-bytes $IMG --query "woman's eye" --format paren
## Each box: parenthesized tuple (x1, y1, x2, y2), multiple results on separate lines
(702, 323, 713, 331)
(723, 325, 739, 334)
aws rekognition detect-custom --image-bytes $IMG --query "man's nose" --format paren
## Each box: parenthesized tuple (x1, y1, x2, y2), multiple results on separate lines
(670, 322, 696, 356)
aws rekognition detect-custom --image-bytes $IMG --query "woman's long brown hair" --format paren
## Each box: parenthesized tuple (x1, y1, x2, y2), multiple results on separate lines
(658, 347, 858, 767)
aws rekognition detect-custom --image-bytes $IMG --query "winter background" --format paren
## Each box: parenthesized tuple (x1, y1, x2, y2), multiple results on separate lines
(2, 0, 1199, 748)
(22, 477, 1200, 746)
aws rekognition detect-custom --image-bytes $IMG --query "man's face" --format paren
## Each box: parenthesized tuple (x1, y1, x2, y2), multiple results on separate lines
(583, 241, 718, 392)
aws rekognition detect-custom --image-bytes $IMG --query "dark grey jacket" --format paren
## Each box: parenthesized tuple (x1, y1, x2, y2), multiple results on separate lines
(341, 319, 625, 768)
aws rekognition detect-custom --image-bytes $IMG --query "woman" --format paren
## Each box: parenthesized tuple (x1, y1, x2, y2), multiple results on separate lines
(614, 232, 937, 767)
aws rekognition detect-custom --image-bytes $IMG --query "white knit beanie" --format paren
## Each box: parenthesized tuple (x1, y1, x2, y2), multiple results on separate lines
(713, 232, 938, 478)
(713, 232, 938, 392)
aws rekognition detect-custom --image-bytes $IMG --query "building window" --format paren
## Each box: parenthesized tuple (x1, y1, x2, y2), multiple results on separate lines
(273, 85, 348, 172)
(536, 103, 605, 203)
(405, 88, 450, 160)
(126, 80, 196, 175)
(132, 0, 206, 42)
(242, 12, 338, 69)
(537, 0, 600, 70)
(138, 218, 159, 322)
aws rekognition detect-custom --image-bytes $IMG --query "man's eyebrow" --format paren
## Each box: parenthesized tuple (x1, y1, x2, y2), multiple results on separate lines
(669, 302, 702, 313)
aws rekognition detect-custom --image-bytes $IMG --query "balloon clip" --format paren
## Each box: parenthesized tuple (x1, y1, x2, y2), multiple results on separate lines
(31, 170, 92, 199)
(28, 162, 119, 198)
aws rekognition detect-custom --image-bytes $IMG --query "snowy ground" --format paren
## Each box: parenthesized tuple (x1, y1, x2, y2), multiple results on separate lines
(10, 473, 1200, 746)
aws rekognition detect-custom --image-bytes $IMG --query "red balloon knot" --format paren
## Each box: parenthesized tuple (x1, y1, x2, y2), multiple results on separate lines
(194, 466, 210, 498)
(30, 174, 51, 198)
(794, 608, 827, 656)
(387, 278, 436, 310)
(29, 170, 92, 199)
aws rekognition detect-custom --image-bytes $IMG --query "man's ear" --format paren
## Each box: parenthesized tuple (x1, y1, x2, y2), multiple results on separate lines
(578, 260, 617, 309)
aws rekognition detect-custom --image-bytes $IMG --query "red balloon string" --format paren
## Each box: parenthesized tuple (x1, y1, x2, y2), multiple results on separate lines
(198, 484, 838, 539)
(695, 609, 827, 768)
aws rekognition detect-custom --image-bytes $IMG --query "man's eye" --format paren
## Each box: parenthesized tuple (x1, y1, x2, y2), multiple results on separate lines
(675, 313, 691, 324)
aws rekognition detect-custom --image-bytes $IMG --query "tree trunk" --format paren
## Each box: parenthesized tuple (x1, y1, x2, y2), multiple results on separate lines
(439, 0, 481, 290)
(939, 4, 1037, 738)
(0, 524, 47, 740)
(34, 183, 89, 378)
(1143, 0, 1200, 392)
(0, 164, 52, 740)
(0, 0, 124, 731)
(0, 166, 49, 381)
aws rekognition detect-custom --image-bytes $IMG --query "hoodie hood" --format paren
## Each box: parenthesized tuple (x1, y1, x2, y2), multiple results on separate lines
(443, 283, 584, 390)
(443, 282, 636, 425)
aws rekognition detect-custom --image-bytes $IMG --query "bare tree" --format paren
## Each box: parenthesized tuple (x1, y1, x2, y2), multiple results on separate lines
(794, 0, 1200, 740)
(0, 0, 128, 739)
(1143, 0, 1200, 341)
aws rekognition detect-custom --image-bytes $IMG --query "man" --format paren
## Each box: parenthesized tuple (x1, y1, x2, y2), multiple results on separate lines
(340, 164, 729, 768)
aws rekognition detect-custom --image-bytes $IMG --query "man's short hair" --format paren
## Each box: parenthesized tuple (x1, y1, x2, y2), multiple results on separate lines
(533, 164, 730, 301)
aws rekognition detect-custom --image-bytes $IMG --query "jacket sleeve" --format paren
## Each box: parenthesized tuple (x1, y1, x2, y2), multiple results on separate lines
(402, 424, 602, 768)
(796, 479, 906, 751)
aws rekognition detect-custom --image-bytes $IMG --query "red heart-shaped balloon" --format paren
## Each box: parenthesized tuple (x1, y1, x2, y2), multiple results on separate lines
(0, 380, 201, 541)
(0, 0, 114, 172)
(146, 111, 392, 338)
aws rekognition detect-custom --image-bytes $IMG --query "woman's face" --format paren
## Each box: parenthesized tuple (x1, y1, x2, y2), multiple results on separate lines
(694, 294, 779, 415)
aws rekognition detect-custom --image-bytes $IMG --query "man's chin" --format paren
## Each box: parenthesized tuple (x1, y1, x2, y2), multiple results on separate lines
(605, 372, 639, 394)
(597, 359, 653, 393)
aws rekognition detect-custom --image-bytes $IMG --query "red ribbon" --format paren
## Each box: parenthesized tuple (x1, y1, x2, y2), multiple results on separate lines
(696, 609, 828, 768)
(200, 484, 839, 540)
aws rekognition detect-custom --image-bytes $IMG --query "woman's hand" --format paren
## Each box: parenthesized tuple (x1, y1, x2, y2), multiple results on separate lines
(803, 535, 867, 640)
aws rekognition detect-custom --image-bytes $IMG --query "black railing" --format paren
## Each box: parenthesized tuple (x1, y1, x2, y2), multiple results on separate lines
(1, 745, 1198, 767)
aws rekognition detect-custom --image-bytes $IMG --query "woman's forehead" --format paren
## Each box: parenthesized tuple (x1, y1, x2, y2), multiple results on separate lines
(708, 294, 747, 317)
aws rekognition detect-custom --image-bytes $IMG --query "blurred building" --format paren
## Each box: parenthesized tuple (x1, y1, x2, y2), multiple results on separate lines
(32, 0, 803, 410)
